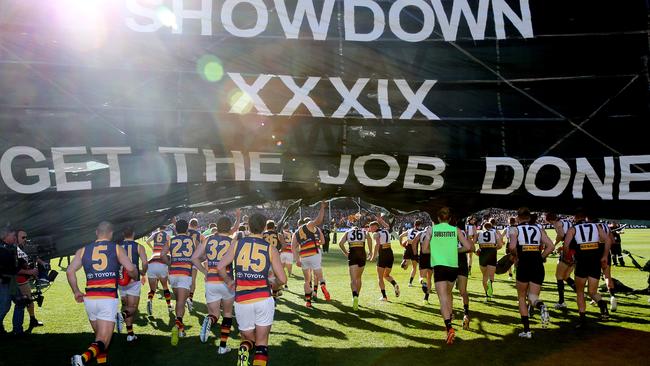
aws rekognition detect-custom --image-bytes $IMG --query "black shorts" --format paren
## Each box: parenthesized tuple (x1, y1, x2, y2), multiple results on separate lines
(378, 249, 394, 268)
(574, 255, 602, 279)
(515, 260, 545, 285)
(419, 253, 432, 270)
(457, 253, 469, 277)
(403, 246, 418, 261)
(478, 248, 497, 267)
(348, 248, 366, 267)
(433, 266, 458, 283)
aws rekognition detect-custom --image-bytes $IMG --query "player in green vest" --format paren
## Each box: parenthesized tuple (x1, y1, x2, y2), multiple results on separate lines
(429, 207, 473, 345)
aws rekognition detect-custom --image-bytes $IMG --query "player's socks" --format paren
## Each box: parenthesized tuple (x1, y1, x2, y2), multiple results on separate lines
(390, 280, 397, 287)
(444, 318, 452, 331)
(176, 316, 184, 330)
(164, 289, 172, 306)
(96, 352, 107, 365)
(313, 284, 318, 298)
(320, 281, 330, 300)
(421, 282, 428, 294)
(127, 325, 134, 336)
(380, 289, 387, 299)
(557, 280, 565, 304)
(352, 291, 359, 298)
(521, 316, 530, 332)
(305, 292, 312, 307)
(253, 345, 269, 366)
(409, 277, 414, 285)
(609, 288, 616, 297)
(220, 317, 233, 348)
(147, 290, 155, 301)
(565, 277, 576, 291)
(81, 341, 105, 363)
(464, 304, 469, 316)
(424, 293, 430, 301)
(189, 292, 194, 300)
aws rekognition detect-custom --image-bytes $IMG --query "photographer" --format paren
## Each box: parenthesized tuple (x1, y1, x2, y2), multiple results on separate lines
(15, 229, 44, 332)
(0, 227, 38, 336)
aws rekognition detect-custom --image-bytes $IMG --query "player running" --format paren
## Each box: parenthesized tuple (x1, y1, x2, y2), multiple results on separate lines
(545, 213, 576, 309)
(413, 227, 433, 304)
(187, 218, 204, 312)
(217, 213, 287, 366)
(465, 217, 478, 275)
(339, 224, 373, 310)
(456, 229, 474, 330)
(430, 208, 473, 345)
(509, 208, 554, 338)
(279, 224, 293, 283)
(292, 201, 329, 308)
(145, 225, 173, 315)
(564, 211, 612, 327)
(475, 221, 503, 301)
(598, 220, 618, 312)
(398, 220, 422, 287)
(117, 226, 148, 342)
(192, 216, 237, 353)
(263, 220, 285, 297)
(161, 219, 194, 345)
(369, 217, 400, 302)
(67, 221, 137, 366)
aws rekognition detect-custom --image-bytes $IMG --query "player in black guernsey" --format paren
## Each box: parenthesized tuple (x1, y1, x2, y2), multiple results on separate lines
(339, 224, 373, 310)
(369, 217, 400, 302)
(545, 212, 576, 309)
(563, 211, 612, 327)
(398, 220, 422, 287)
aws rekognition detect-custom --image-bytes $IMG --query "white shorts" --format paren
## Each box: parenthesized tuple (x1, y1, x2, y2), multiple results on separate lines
(205, 283, 235, 303)
(147, 262, 168, 279)
(169, 275, 192, 290)
(280, 252, 294, 264)
(300, 253, 322, 270)
(119, 281, 142, 298)
(234, 297, 275, 331)
(84, 298, 119, 322)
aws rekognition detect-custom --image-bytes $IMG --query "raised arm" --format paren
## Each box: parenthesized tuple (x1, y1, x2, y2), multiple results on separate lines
(309, 201, 327, 228)
(229, 209, 242, 235)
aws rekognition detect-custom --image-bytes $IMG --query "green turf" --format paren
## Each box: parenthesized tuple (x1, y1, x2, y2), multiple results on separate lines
(2, 230, 650, 366)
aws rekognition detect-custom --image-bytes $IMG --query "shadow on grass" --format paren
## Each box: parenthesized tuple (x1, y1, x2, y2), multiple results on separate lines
(1, 324, 648, 366)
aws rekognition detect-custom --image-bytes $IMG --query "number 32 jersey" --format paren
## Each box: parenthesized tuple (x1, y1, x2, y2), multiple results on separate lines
(204, 234, 233, 284)
(234, 236, 272, 304)
(82, 240, 120, 299)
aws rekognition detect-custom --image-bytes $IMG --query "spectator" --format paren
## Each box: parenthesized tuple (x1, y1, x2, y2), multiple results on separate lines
(15, 229, 44, 332)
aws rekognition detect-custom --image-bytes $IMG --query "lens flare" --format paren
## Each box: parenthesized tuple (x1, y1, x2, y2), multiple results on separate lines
(228, 90, 253, 114)
(196, 55, 224, 82)
(156, 6, 178, 30)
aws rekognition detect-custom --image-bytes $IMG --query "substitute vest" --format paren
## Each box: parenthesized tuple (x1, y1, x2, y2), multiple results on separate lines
(430, 223, 458, 268)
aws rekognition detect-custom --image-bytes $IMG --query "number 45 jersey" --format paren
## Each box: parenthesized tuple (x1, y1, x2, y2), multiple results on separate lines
(81, 240, 120, 299)
(234, 236, 272, 304)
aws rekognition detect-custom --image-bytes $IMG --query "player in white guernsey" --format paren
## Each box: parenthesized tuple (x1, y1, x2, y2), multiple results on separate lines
(597, 219, 618, 312)
(398, 220, 422, 287)
(370, 217, 400, 302)
(413, 227, 433, 304)
(465, 217, 478, 275)
(339, 224, 373, 310)
(475, 221, 503, 301)
(501, 217, 518, 280)
(545, 212, 576, 309)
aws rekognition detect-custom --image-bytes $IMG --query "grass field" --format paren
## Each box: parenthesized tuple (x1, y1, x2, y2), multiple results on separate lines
(2, 229, 650, 366)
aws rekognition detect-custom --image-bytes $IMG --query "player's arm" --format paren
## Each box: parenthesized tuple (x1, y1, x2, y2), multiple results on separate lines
(495, 231, 504, 250)
(318, 228, 325, 245)
(366, 235, 373, 259)
(145, 234, 155, 250)
(191, 240, 209, 276)
(376, 214, 389, 229)
(508, 230, 518, 255)
(138, 244, 148, 276)
(309, 201, 327, 228)
(278, 231, 286, 247)
(553, 221, 564, 246)
(598, 226, 613, 268)
(66, 248, 85, 303)
(457, 228, 473, 252)
(370, 232, 381, 261)
(270, 246, 287, 287)
(117, 246, 137, 279)
(540, 229, 554, 259)
(217, 238, 237, 287)
(410, 232, 421, 256)
(338, 233, 349, 257)
(229, 208, 242, 235)
(160, 239, 171, 265)
(398, 231, 408, 247)
(563, 227, 576, 256)
(292, 232, 301, 267)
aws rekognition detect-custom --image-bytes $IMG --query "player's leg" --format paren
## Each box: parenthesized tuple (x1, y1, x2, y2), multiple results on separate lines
(187, 268, 197, 311)
(603, 264, 617, 312)
(171, 280, 189, 344)
(587, 276, 609, 319)
(302, 267, 313, 307)
(410, 260, 419, 284)
(314, 267, 330, 301)
(160, 277, 173, 311)
(377, 266, 387, 301)
(457, 275, 470, 329)
(238, 329, 256, 366)
(252, 326, 271, 366)
(527, 282, 549, 328)
(575, 276, 587, 327)
(125, 295, 140, 341)
(420, 266, 430, 303)
(434, 279, 454, 344)
(146, 276, 158, 315)
(480, 264, 489, 299)
(555, 261, 568, 308)
(383, 267, 399, 297)
(516, 281, 532, 337)
(218, 298, 235, 353)
(487, 264, 496, 298)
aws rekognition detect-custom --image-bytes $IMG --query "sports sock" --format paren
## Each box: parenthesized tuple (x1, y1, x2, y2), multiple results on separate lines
(81, 341, 105, 363)
(609, 288, 616, 297)
(557, 280, 565, 303)
(96, 352, 107, 365)
(565, 277, 576, 291)
(424, 293, 429, 301)
(208, 314, 218, 326)
(147, 290, 155, 300)
(390, 280, 397, 287)
(219, 317, 233, 348)
(409, 277, 414, 285)
(381, 289, 387, 299)
(240, 340, 253, 353)
(253, 345, 269, 366)
(521, 316, 530, 332)
(421, 282, 428, 294)
(127, 325, 134, 336)
(579, 312, 586, 322)
(164, 289, 172, 305)
(598, 300, 608, 313)
(305, 292, 312, 303)
(535, 301, 545, 310)
(463, 304, 469, 316)
(444, 318, 452, 331)
(352, 291, 358, 298)
(189, 292, 194, 300)
(313, 285, 318, 297)
(122, 309, 132, 319)
(176, 316, 184, 329)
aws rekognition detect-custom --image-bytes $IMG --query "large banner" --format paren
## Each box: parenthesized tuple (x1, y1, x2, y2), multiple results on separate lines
(0, 0, 647, 255)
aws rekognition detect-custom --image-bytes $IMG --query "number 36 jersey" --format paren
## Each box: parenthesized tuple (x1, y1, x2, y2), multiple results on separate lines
(234, 236, 272, 304)
(82, 240, 120, 299)
(170, 234, 194, 277)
